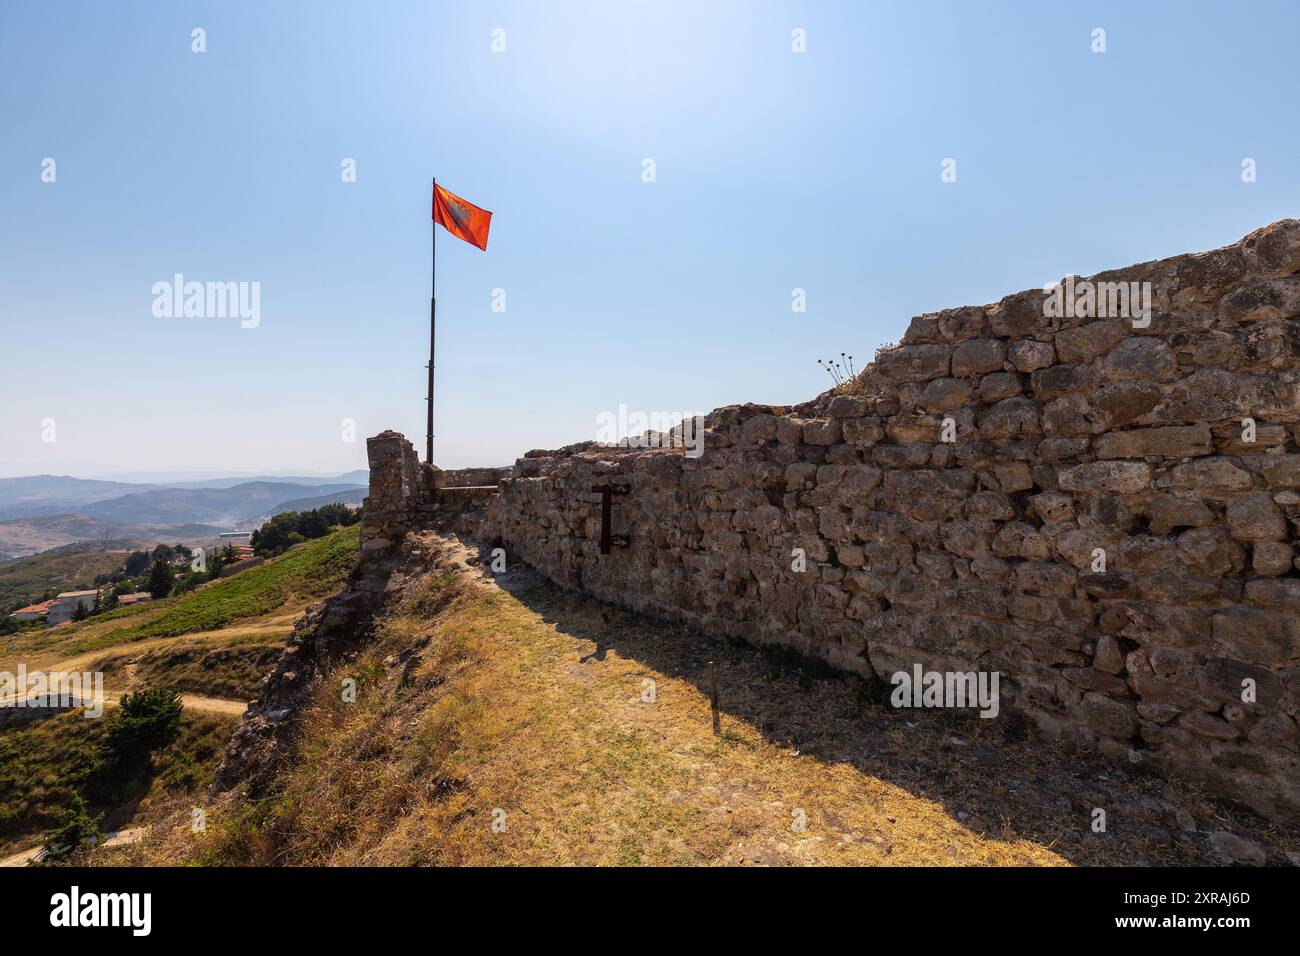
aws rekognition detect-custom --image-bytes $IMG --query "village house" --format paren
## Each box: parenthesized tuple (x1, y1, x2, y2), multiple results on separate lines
(45, 590, 99, 625)
(9, 599, 54, 622)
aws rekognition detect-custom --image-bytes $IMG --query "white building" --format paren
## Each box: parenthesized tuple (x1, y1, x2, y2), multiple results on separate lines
(46, 590, 98, 625)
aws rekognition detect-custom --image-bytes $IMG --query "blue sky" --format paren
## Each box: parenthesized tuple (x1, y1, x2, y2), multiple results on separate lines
(1, 0, 1297, 477)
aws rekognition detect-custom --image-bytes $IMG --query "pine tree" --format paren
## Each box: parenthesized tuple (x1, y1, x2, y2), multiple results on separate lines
(147, 558, 175, 599)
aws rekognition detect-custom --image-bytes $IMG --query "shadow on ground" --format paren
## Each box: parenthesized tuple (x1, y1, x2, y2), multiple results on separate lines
(495, 568, 1297, 866)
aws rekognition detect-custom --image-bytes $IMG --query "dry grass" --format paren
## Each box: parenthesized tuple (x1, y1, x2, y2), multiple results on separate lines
(121, 534, 1300, 867)
(97, 628, 290, 701)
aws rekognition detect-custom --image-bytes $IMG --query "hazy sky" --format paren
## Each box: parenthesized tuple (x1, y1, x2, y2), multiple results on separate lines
(2, 0, 1297, 478)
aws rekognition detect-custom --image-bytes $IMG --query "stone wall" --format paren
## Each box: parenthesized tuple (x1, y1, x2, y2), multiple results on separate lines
(379, 220, 1300, 821)
(360, 430, 436, 564)
(435, 466, 512, 488)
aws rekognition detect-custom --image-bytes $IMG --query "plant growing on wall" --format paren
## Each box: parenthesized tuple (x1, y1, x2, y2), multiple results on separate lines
(818, 352, 857, 389)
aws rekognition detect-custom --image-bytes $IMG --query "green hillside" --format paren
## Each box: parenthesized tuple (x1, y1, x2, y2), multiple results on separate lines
(68, 523, 360, 653)
(0, 524, 359, 666)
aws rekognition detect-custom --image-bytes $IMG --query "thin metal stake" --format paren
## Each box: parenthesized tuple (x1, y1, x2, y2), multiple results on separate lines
(709, 661, 720, 735)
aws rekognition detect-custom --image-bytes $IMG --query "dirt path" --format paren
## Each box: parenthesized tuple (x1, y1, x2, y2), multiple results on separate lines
(0, 689, 247, 717)
(1, 618, 297, 675)
(0, 846, 41, 867)
(0, 610, 293, 714)
(171, 693, 247, 716)
(0, 827, 146, 868)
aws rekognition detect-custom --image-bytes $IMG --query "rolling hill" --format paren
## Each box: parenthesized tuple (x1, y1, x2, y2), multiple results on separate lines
(0, 524, 361, 858)
(78, 481, 365, 526)
(0, 472, 369, 522)
(0, 473, 368, 557)
(159, 469, 369, 490)
(0, 515, 227, 558)
(0, 476, 163, 518)
(239, 487, 367, 527)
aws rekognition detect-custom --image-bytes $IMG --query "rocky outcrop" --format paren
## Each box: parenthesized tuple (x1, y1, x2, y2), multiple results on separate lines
(210, 580, 378, 795)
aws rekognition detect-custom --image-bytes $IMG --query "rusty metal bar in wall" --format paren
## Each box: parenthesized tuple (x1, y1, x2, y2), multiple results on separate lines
(590, 484, 629, 555)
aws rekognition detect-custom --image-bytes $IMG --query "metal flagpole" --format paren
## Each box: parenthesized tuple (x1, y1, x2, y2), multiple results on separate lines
(427, 178, 437, 464)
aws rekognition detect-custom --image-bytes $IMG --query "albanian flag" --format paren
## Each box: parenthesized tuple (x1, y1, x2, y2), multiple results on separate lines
(432, 182, 492, 251)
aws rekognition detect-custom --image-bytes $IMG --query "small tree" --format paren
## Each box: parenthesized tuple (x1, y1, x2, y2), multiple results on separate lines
(103, 689, 183, 761)
(87, 689, 184, 805)
(147, 558, 175, 599)
(41, 794, 103, 863)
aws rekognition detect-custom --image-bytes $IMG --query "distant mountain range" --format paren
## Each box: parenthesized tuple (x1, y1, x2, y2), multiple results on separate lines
(0, 472, 368, 520)
(143, 470, 369, 491)
(79, 469, 369, 486)
(0, 476, 163, 515)
(77, 481, 365, 526)
(0, 514, 230, 559)
(0, 471, 368, 558)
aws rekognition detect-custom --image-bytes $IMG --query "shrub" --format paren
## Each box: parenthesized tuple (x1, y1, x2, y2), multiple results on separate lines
(102, 689, 184, 762)
(40, 794, 103, 863)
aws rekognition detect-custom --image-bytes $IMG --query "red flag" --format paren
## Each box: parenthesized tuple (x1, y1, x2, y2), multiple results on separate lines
(432, 182, 492, 251)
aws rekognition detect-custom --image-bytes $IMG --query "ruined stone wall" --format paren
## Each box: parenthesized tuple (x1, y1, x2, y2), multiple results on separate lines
(361, 430, 436, 563)
(435, 466, 512, 488)
(387, 221, 1300, 820)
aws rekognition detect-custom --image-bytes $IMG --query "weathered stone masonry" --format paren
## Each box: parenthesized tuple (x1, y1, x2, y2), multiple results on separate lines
(375, 221, 1300, 822)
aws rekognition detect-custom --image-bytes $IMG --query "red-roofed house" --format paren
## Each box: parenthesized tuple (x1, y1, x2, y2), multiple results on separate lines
(10, 600, 54, 622)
